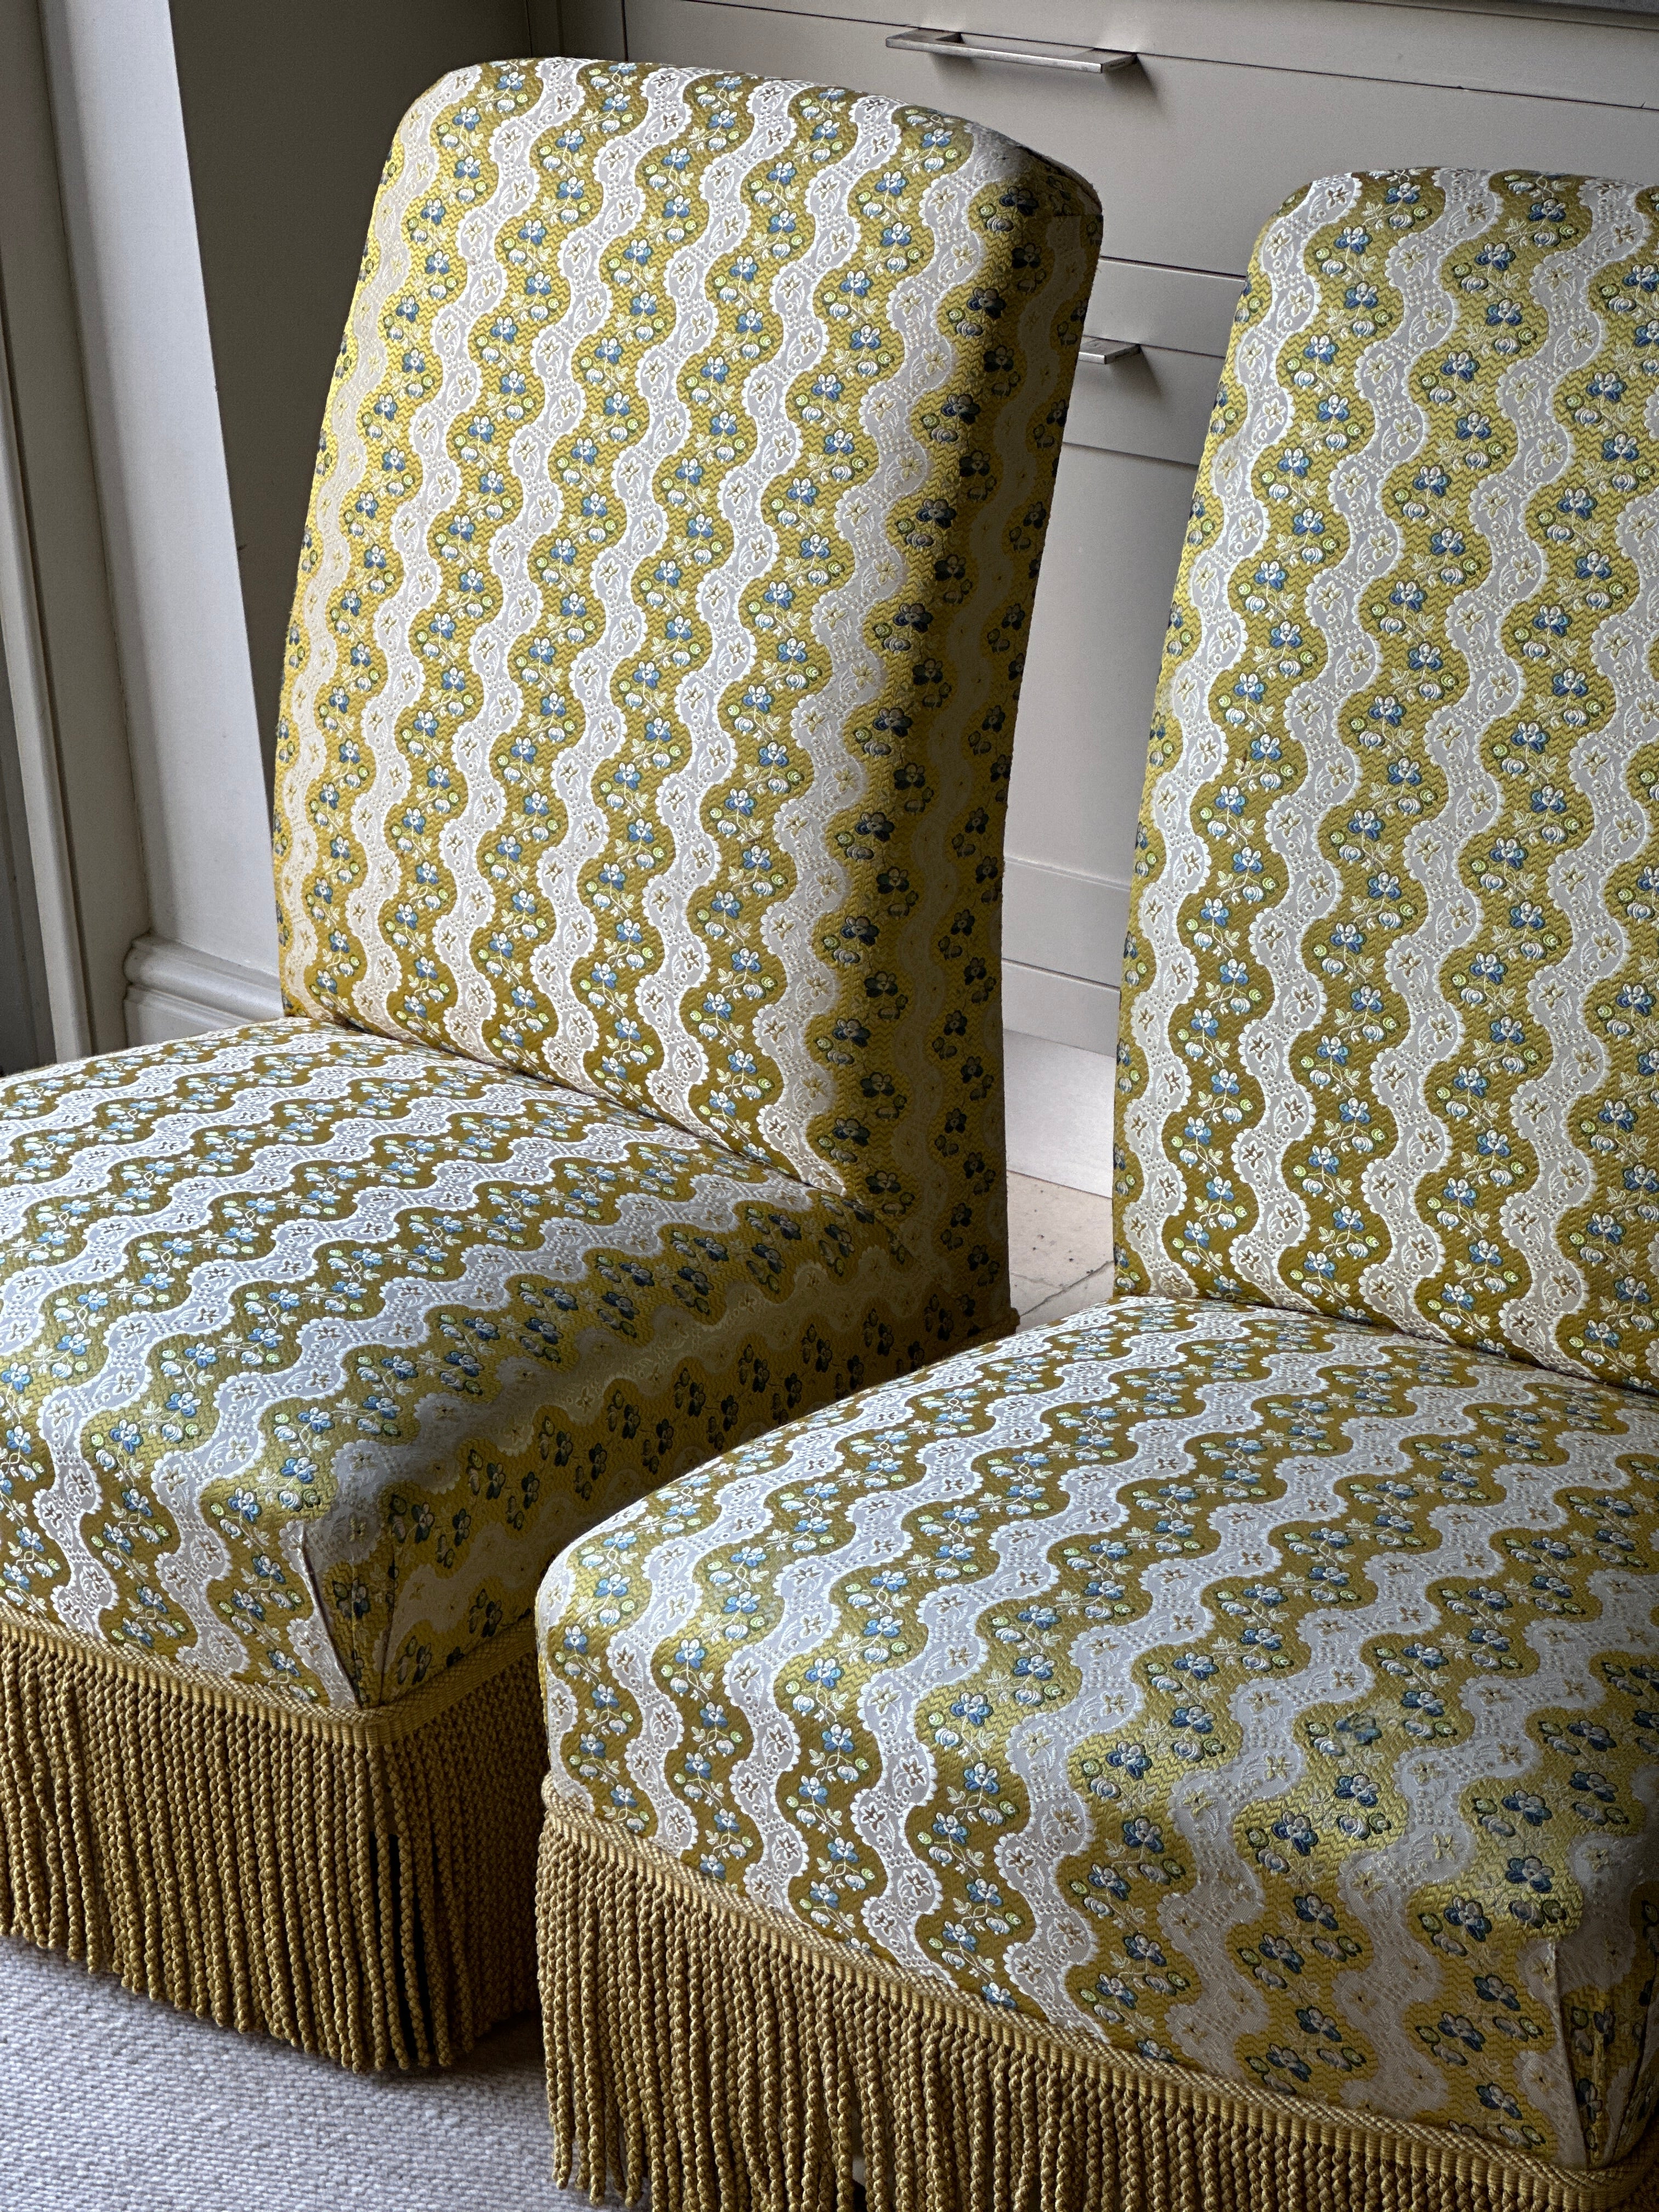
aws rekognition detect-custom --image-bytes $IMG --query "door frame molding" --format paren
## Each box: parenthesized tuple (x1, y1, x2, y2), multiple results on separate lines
(40, 0, 281, 1043)
(0, 319, 89, 1060)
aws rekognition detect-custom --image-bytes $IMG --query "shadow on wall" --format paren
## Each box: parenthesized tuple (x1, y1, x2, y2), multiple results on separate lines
(168, 0, 562, 791)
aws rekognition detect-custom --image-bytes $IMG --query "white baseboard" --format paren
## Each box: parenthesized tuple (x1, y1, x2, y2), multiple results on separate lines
(998, 860, 1125, 1183)
(1002, 961, 1118, 1057)
(1002, 856, 1127, 989)
(1003, 1029, 1115, 1197)
(123, 932, 283, 1045)
(119, 938, 1116, 1199)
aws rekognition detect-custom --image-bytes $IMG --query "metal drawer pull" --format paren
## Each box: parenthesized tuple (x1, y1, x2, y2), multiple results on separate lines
(1079, 337, 1142, 366)
(884, 27, 1136, 74)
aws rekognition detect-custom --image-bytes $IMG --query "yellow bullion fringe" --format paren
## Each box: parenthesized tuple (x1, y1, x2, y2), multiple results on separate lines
(537, 1798, 1659, 2212)
(0, 1617, 546, 2069)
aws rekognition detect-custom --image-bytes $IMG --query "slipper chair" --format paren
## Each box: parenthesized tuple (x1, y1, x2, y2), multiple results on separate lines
(0, 56, 1099, 2068)
(536, 167, 1659, 2211)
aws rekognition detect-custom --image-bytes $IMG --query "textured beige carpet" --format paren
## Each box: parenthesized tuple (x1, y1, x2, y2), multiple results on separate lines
(0, 1933, 592, 2211)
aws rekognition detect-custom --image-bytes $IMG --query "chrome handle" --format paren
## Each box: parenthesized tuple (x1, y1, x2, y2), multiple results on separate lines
(1079, 337, 1142, 365)
(884, 27, 1136, 74)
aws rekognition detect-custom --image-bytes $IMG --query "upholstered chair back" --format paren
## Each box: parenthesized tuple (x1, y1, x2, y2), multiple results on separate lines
(275, 58, 1099, 1329)
(1117, 168, 1659, 1389)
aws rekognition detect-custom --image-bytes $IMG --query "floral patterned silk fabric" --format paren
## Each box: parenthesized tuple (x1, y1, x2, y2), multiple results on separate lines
(541, 1295, 1659, 2171)
(0, 1018, 909, 1713)
(1118, 168, 1659, 1392)
(537, 170, 1659, 2189)
(277, 57, 1098, 1323)
(0, 61, 1099, 1716)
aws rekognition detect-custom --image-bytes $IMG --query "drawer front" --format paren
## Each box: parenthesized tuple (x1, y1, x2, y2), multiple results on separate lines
(1087, 258, 1242, 359)
(623, 0, 1659, 274)
(1067, 342, 1219, 467)
(622, 0, 1659, 112)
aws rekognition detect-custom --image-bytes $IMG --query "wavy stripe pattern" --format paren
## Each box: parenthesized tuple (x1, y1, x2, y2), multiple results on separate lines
(0, 1020, 907, 1709)
(0, 62, 1100, 1718)
(537, 167, 1659, 2183)
(540, 1293, 1659, 2169)
(274, 59, 1100, 1310)
(1118, 170, 1659, 1391)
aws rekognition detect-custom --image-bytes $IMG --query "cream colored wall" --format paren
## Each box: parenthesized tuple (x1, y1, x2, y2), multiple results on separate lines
(168, 0, 562, 780)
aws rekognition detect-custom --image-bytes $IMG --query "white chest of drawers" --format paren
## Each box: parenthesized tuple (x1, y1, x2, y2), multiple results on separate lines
(558, 0, 1659, 1187)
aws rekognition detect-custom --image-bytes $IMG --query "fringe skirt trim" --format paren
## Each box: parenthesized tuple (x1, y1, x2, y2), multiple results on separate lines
(537, 1796, 1659, 2212)
(0, 1617, 545, 2069)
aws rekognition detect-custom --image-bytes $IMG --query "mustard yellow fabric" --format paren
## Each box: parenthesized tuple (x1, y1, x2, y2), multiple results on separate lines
(535, 168, 1659, 2199)
(2, 58, 1099, 2061)
(276, 57, 1099, 1329)
(0, 58, 1097, 1716)
(0, 1018, 908, 1711)
(541, 1294, 1659, 2171)
(1117, 169, 1659, 1390)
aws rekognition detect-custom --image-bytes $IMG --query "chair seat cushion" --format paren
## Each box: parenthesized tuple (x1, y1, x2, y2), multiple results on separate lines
(539, 1292, 1659, 2174)
(0, 1017, 911, 1712)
